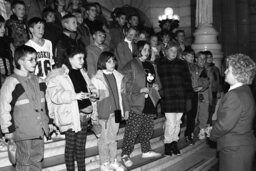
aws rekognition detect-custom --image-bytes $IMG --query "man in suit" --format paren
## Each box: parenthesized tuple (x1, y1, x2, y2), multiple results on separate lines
(115, 27, 137, 71)
(210, 53, 256, 171)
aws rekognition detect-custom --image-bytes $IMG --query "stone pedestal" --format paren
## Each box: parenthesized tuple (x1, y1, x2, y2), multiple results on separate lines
(192, 23, 223, 70)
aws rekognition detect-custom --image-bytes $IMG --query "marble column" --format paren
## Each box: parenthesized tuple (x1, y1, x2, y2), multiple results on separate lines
(192, 0, 223, 70)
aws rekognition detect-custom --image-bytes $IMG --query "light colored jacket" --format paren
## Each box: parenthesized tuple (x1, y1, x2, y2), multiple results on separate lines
(91, 70, 127, 120)
(0, 69, 49, 141)
(45, 65, 93, 133)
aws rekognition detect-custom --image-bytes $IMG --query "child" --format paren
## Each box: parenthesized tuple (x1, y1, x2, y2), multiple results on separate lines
(195, 51, 212, 139)
(0, 45, 50, 170)
(204, 51, 221, 125)
(149, 34, 160, 63)
(183, 49, 199, 145)
(86, 28, 108, 78)
(84, 3, 103, 35)
(42, 8, 62, 52)
(0, 15, 14, 86)
(91, 51, 126, 171)
(157, 42, 192, 156)
(6, 0, 28, 48)
(72, 8, 92, 48)
(121, 41, 161, 167)
(54, 0, 68, 25)
(109, 10, 126, 52)
(25, 17, 54, 80)
(115, 26, 137, 71)
(46, 47, 97, 171)
(67, 0, 85, 14)
(1, 0, 12, 20)
(55, 14, 84, 68)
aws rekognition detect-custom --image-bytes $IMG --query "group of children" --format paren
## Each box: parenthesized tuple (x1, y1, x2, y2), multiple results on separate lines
(0, 1, 223, 171)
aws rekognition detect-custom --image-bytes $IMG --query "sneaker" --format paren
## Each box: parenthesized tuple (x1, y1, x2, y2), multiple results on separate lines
(198, 128, 206, 140)
(185, 136, 194, 145)
(0, 138, 7, 152)
(110, 159, 126, 171)
(101, 162, 114, 171)
(121, 155, 133, 167)
(142, 151, 161, 158)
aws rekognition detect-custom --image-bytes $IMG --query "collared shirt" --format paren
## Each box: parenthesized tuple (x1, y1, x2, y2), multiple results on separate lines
(124, 38, 133, 52)
(229, 82, 243, 91)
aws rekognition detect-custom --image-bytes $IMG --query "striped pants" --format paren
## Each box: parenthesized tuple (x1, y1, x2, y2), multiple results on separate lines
(121, 111, 154, 156)
(65, 121, 87, 171)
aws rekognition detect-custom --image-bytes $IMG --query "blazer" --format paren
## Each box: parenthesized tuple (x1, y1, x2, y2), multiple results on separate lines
(121, 58, 161, 114)
(115, 41, 136, 71)
(210, 85, 256, 150)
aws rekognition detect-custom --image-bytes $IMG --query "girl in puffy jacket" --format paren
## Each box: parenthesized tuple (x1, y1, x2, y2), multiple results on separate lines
(91, 51, 127, 171)
(46, 47, 97, 171)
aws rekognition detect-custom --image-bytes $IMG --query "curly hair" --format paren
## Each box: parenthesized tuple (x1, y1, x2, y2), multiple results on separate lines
(226, 53, 256, 84)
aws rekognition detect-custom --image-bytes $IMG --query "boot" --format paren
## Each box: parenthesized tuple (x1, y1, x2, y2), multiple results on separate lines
(172, 141, 181, 155)
(164, 143, 172, 156)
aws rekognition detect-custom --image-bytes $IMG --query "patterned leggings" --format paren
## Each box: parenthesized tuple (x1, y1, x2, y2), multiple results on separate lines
(65, 121, 87, 171)
(121, 111, 154, 156)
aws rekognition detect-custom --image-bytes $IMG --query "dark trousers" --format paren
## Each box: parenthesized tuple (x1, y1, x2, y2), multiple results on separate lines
(16, 138, 44, 171)
(219, 145, 255, 171)
(185, 92, 198, 137)
(121, 111, 154, 156)
(208, 92, 217, 125)
(65, 121, 87, 171)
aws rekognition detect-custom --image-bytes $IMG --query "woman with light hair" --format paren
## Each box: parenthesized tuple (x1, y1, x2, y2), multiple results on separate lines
(210, 53, 256, 171)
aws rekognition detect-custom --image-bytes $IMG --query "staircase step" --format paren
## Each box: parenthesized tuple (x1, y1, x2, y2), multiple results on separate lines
(131, 139, 207, 171)
(47, 130, 202, 171)
(0, 118, 165, 170)
(159, 144, 217, 171)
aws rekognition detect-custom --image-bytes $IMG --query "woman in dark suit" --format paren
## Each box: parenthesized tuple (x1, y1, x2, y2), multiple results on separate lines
(210, 53, 256, 171)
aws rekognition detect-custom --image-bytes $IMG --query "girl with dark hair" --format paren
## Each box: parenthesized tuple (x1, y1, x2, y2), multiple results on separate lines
(91, 51, 126, 171)
(46, 47, 97, 171)
(121, 41, 162, 168)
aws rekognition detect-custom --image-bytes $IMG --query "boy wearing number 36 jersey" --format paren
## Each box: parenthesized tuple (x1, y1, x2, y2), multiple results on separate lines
(26, 17, 54, 80)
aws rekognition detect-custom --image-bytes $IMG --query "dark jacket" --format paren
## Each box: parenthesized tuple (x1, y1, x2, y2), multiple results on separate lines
(121, 58, 161, 114)
(157, 57, 192, 112)
(55, 32, 85, 68)
(109, 24, 125, 52)
(210, 85, 256, 150)
(115, 41, 136, 71)
(6, 14, 29, 48)
(43, 22, 62, 52)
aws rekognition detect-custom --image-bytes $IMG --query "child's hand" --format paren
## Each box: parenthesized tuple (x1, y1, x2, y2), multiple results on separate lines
(76, 92, 89, 100)
(152, 83, 159, 91)
(193, 86, 203, 92)
(140, 87, 149, 94)
(91, 117, 99, 125)
(48, 124, 55, 133)
(5, 133, 14, 140)
(124, 111, 129, 120)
